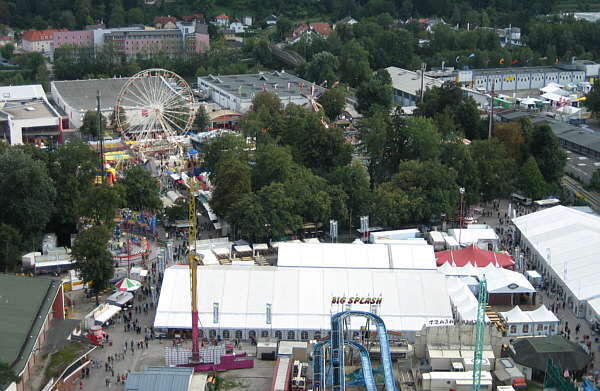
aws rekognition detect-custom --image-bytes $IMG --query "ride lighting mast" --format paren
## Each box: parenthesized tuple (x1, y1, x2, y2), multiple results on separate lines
(188, 161, 201, 362)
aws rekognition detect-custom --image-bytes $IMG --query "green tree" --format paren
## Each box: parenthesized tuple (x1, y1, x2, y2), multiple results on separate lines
(0, 43, 14, 59)
(339, 39, 372, 87)
(356, 73, 393, 114)
(471, 139, 517, 202)
(303, 51, 339, 85)
(80, 183, 125, 226)
(529, 124, 567, 183)
(275, 17, 293, 41)
(27, 51, 45, 69)
(402, 116, 442, 161)
(164, 201, 188, 223)
(211, 156, 252, 217)
(318, 88, 346, 121)
(126, 8, 144, 25)
(369, 182, 411, 228)
(120, 165, 162, 212)
(329, 163, 371, 221)
(33, 15, 48, 30)
(79, 110, 106, 139)
(0, 148, 55, 249)
(495, 122, 525, 166)
(256, 182, 302, 238)
(201, 133, 247, 183)
(194, 105, 210, 131)
(0, 361, 20, 387)
(251, 144, 296, 191)
(46, 141, 98, 245)
(517, 156, 549, 200)
(252, 91, 284, 117)
(71, 225, 114, 305)
(584, 79, 600, 117)
(35, 64, 50, 91)
(59, 10, 77, 30)
(0, 223, 21, 273)
(226, 193, 266, 241)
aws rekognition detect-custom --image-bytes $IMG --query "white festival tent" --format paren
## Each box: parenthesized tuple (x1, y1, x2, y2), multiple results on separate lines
(500, 305, 558, 337)
(277, 242, 437, 270)
(446, 277, 490, 322)
(513, 206, 600, 318)
(154, 265, 453, 340)
(480, 267, 535, 294)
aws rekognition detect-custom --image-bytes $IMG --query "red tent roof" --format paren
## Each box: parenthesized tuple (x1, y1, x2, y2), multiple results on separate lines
(435, 244, 515, 269)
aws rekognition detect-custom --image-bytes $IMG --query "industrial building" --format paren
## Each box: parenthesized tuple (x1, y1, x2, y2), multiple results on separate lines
(0, 85, 63, 145)
(196, 71, 326, 113)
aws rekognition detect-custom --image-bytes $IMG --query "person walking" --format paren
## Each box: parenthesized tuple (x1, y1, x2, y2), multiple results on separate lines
(80, 380, 83, 389)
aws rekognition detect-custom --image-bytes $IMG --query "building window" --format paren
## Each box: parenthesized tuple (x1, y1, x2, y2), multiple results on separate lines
(222, 330, 230, 338)
(236, 330, 243, 339)
(287, 331, 295, 340)
(537, 324, 544, 332)
(209, 329, 216, 338)
(510, 325, 517, 334)
(275, 330, 282, 339)
(301, 331, 309, 340)
(249, 330, 256, 340)
(314, 331, 322, 340)
(522, 324, 529, 333)
(199, 330, 204, 338)
(261, 330, 269, 338)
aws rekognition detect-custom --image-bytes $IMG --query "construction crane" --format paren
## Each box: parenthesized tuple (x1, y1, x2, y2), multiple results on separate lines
(188, 161, 201, 362)
(472, 277, 488, 391)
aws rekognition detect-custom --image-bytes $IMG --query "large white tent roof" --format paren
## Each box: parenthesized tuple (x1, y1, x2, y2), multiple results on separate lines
(527, 305, 559, 323)
(155, 265, 453, 333)
(513, 206, 600, 301)
(481, 267, 535, 294)
(447, 228, 498, 247)
(277, 242, 437, 270)
(500, 306, 531, 324)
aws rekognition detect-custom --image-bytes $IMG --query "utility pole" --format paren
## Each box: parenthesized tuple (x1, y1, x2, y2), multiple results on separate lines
(420, 62, 427, 102)
(97, 91, 105, 182)
(488, 80, 494, 139)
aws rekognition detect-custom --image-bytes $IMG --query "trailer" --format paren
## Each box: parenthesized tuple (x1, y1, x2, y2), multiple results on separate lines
(427, 231, 445, 251)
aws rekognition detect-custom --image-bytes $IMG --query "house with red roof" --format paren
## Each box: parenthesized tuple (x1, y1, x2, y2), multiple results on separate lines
(21, 29, 67, 54)
(309, 23, 331, 38)
(154, 16, 178, 29)
(182, 14, 205, 24)
(216, 14, 230, 27)
(0, 35, 15, 47)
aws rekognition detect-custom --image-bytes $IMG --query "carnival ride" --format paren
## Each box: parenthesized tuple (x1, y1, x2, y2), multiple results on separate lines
(116, 68, 195, 155)
(313, 311, 399, 391)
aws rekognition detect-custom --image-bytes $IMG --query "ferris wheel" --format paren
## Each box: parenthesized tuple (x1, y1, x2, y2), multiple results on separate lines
(115, 68, 195, 153)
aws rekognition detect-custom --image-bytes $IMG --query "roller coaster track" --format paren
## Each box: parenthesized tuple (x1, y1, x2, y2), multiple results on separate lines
(313, 340, 377, 391)
(562, 175, 600, 213)
(268, 42, 306, 67)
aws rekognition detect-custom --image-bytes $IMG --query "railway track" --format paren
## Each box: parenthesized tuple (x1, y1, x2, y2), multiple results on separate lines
(562, 175, 600, 213)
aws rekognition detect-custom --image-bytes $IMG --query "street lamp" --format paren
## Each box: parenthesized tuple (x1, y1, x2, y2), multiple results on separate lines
(459, 188, 465, 246)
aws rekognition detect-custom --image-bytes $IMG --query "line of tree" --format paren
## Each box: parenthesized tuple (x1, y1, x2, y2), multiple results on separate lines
(205, 79, 566, 241)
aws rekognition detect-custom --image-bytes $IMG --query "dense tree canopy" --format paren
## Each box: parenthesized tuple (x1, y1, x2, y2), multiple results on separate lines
(120, 165, 162, 212)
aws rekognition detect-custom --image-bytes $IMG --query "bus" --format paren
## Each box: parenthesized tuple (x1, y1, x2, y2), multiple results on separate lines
(511, 193, 533, 206)
(533, 198, 560, 210)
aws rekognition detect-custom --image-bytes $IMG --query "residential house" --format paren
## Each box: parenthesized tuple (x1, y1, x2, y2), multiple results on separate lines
(154, 16, 178, 29)
(182, 14, 205, 24)
(498, 26, 523, 47)
(216, 14, 230, 27)
(0, 25, 14, 38)
(309, 23, 331, 38)
(266, 14, 278, 26)
(333, 16, 357, 29)
(408, 18, 445, 32)
(230, 20, 245, 33)
(223, 29, 237, 41)
(242, 15, 253, 27)
(0, 36, 14, 47)
(85, 23, 106, 30)
(54, 30, 94, 50)
(287, 23, 309, 43)
(21, 29, 68, 54)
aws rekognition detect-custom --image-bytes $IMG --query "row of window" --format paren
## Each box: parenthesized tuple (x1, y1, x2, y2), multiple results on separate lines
(197, 329, 371, 341)
(509, 323, 556, 334)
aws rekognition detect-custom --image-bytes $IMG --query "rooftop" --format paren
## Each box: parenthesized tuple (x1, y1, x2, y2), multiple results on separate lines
(52, 78, 129, 111)
(22, 29, 68, 42)
(0, 275, 61, 372)
(386, 66, 444, 95)
(198, 71, 326, 102)
(0, 100, 58, 119)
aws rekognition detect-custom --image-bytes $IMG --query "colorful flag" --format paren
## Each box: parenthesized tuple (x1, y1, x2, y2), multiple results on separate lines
(468, 53, 475, 59)
(274, 84, 279, 89)
(332, 81, 339, 87)
(499, 58, 504, 65)
(320, 80, 328, 87)
(238, 85, 242, 96)
(287, 82, 292, 91)
(527, 57, 533, 62)
(455, 55, 460, 63)
(262, 83, 266, 91)
(311, 82, 315, 94)
(539, 56, 547, 60)
(512, 59, 518, 64)
(300, 82, 304, 90)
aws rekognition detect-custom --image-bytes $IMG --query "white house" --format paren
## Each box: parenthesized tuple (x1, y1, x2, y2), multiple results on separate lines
(215, 14, 229, 27)
(242, 15, 253, 27)
(230, 20, 245, 33)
